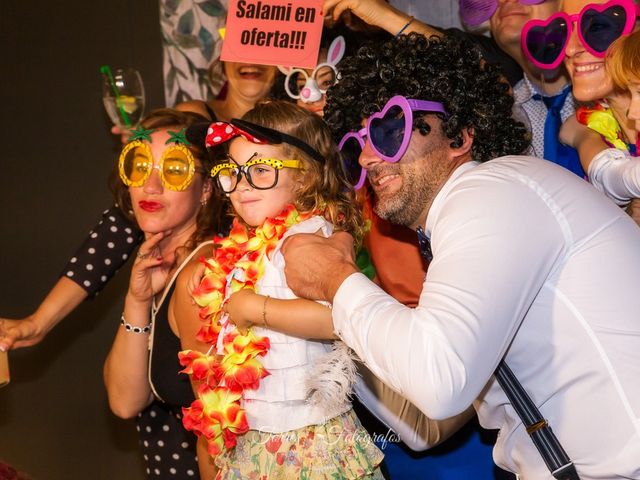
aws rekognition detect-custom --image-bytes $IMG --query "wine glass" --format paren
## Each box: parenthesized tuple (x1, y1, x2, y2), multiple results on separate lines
(101, 66, 145, 129)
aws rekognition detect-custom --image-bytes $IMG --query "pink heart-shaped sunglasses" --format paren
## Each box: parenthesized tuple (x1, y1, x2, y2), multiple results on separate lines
(522, 0, 640, 70)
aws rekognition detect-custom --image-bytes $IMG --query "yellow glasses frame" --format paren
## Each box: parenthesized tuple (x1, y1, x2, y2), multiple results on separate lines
(210, 157, 302, 177)
(118, 140, 197, 192)
(210, 156, 303, 193)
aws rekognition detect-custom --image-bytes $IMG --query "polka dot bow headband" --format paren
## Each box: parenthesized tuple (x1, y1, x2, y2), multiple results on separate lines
(195, 118, 325, 164)
(205, 121, 265, 148)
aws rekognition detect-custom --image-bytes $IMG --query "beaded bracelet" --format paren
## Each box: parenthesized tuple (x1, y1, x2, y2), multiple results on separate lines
(262, 295, 270, 328)
(396, 16, 415, 37)
(120, 314, 151, 334)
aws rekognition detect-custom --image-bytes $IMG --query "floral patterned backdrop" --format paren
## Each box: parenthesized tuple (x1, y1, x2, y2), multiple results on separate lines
(160, 0, 228, 106)
(158, 0, 467, 107)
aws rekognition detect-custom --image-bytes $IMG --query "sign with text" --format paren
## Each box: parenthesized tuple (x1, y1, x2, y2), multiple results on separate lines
(221, 0, 323, 68)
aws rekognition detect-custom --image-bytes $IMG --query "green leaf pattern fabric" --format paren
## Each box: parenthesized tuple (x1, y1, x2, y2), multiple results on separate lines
(160, 0, 227, 106)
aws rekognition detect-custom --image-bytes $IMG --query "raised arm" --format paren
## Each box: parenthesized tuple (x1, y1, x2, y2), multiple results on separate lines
(561, 116, 640, 207)
(0, 205, 141, 351)
(588, 149, 640, 206)
(322, 0, 442, 38)
(103, 232, 167, 419)
(560, 114, 610, 173)
(0, 277, 87, 351)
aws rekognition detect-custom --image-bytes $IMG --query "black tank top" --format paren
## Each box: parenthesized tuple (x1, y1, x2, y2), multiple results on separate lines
(148, 242, 213, 409)
(148, 280, 195, 409)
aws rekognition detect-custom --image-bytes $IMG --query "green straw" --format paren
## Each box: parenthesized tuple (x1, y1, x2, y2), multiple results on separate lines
(100, 65, 131, 127)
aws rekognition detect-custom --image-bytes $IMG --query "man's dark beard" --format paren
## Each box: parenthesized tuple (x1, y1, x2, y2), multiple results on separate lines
(372, 167, 430, 227)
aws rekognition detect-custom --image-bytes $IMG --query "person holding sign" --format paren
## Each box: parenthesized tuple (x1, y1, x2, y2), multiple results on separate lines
(177, 61, 278, 122)
(279, 34, 346, 117)
(221, 0, 325, 71)
(278, 23, 391, 117)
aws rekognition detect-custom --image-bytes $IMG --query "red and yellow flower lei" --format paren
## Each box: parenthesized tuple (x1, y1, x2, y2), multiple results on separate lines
(577, 103, 639, 155)
(178, 204, 314, 456)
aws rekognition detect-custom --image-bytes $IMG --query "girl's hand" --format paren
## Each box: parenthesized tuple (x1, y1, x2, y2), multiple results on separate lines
(186, 261, 206, 302)
(128, 232, 170, 304)
(225, 289, 262, 332)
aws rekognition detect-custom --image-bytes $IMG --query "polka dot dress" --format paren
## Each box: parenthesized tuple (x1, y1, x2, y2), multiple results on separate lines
(142, 246, 215, 479)
(136, 402, 199, 478)
(63, 205, 142, 296)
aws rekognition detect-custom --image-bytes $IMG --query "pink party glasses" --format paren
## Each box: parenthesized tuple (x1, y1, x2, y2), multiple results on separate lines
(338, 95, 447, 190)
(459, 0, 544, 27)
(522, 0, 640, 70)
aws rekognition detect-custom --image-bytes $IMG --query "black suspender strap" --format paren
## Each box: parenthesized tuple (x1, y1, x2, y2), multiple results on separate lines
(494, 361, 580, 480)
(414, 227, 580, 479)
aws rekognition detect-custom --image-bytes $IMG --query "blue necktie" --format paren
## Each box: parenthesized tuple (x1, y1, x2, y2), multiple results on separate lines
(416, 227, 432, 262)
(533, 87, 585, 178)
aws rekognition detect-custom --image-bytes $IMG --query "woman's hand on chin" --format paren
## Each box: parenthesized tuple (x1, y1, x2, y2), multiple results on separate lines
(128, 232, 170, 304)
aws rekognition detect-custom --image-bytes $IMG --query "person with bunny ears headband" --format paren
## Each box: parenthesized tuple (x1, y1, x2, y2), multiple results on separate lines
(279, 35, 346, 117)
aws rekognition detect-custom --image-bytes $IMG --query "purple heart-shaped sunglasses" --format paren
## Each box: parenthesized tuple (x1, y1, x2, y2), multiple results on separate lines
(338, 95, 447, 190)
(459, 0, 544, 27)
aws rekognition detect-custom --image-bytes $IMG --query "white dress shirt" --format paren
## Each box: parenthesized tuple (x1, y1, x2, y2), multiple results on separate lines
(333, 156, 640, 479)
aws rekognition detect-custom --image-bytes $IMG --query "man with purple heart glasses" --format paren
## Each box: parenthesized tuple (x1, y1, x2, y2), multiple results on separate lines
(338, 97, 448, 190)
(326, 0, 586, 178)
(282, 32, 640, 479)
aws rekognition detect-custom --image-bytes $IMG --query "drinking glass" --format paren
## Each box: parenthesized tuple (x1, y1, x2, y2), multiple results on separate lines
(0, 350, 9, 387)
(101, 66, 145, 129)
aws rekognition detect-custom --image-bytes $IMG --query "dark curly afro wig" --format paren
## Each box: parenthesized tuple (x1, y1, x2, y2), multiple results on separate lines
(324, 32, 530, 162)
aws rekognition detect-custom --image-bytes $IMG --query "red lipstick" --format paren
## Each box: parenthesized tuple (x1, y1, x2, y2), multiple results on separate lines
(139, 201, 163, 212)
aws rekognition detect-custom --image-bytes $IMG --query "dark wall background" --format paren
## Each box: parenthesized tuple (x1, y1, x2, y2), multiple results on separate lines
(0, 2, 166, 478)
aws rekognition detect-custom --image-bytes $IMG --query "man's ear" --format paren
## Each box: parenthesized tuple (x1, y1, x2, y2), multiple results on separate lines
(449, 128, 474, 159)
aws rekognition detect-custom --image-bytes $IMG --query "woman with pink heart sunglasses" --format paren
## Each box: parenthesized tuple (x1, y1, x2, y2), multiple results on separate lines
(559, 0, 639, 158)
(522, 0, 639, 72)
(521, 0, 639, 104)
(522, 0, 640, 221)
(557, 28, 640, 214)
(565, 0, 640, 227)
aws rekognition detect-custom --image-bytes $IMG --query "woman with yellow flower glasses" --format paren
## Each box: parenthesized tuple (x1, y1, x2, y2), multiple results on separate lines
(102, 108, 226, 479)
(0, 60, 279, 354)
